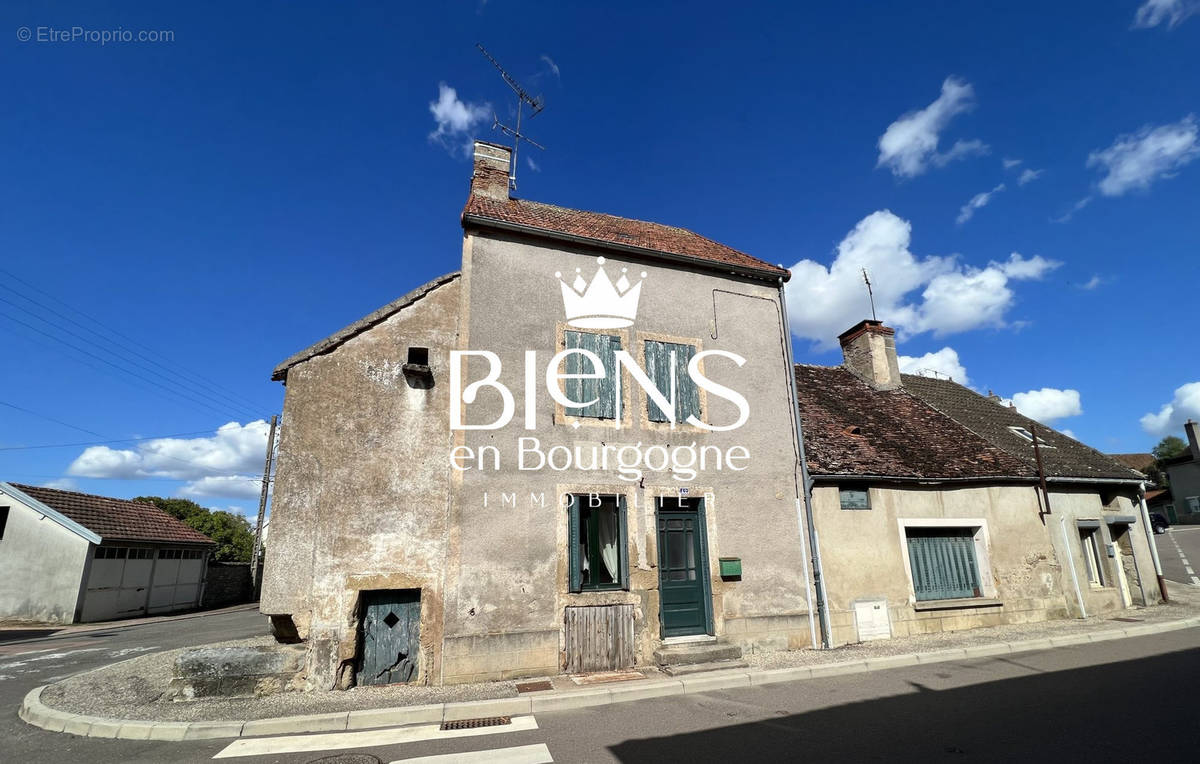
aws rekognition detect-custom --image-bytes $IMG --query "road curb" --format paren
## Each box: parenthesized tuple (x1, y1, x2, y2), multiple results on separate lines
(19, 614, 1200, 741)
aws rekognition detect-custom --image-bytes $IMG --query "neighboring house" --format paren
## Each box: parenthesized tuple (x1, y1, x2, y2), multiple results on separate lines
(796, 320, 1162, 644)
(1110, 453, 1155, 478)
(1162, 421, 1200, 524)
(0, 483, 216, 623)
(1145, 488, 1174, 524)
(262, 141, 814, 689)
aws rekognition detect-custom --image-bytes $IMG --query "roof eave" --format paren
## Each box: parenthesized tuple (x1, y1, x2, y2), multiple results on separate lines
(0, 482, 102, 544)
(462, 212, 791, 283)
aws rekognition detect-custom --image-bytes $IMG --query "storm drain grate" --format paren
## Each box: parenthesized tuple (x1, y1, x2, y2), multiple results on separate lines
(516, 680, 554, 693)
(441, 716, 512, 731)
(305, 755, 383, 764)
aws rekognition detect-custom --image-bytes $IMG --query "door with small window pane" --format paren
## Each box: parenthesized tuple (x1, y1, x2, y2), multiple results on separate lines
(657, 500, 710, 637)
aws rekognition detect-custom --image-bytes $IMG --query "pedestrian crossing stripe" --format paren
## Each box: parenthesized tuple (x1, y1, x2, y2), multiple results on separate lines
(390, 743, 553, 763)
(211, 715, 538, 759)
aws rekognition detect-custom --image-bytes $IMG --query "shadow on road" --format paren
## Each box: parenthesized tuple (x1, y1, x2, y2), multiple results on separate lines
(0, 629, 61, 643)
(609, 648, 1200, 763)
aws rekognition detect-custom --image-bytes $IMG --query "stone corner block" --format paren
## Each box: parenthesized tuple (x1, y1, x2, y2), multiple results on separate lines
(347, 703, 445, 730)
(442, 696, 532, 722)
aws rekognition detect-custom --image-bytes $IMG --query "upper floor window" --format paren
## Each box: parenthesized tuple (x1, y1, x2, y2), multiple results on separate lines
(644, 340, 700, 423)
(839, 486, 871, 510)
(563, 330, 621, 419)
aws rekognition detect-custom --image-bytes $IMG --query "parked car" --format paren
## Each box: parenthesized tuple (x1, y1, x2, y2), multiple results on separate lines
(1150, 513, 1170, 534)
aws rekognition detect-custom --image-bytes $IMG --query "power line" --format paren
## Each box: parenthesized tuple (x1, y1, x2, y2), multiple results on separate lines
(0, 429, 230, 452)
(0, 307, 254, 422)
(0, 293, 261, 422)
(0, 267, 270, 414)
(0, 400, 105, 437)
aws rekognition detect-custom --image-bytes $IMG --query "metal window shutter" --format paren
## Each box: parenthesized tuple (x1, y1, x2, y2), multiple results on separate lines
(907, 532, 981, 601)
(568, 495, 582, 593)
(565, 331, 619, 419)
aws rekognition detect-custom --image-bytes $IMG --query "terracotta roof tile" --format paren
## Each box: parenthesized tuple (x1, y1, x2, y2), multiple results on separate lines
(462, 195, 789, 279)
(10, 483, 216, 545)
(903, 375, 1143, 482)
(794, 364, 1034, 480)
(1110, 453, 1156, 473)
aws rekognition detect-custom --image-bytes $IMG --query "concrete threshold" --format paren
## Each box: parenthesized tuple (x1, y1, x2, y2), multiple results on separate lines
(19, 614, 1200, 742)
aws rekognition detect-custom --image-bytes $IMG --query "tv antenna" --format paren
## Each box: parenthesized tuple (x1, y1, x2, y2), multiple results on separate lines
(477, 43, 546, 191)
(862, 268, 877, 321)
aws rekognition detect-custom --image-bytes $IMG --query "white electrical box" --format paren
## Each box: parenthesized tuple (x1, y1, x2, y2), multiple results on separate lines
(854, 599, 892, 642)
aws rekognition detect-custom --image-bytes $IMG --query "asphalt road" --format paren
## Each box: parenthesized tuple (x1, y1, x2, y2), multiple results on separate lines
(0, 607, 266, 764)
(1157, 525, 1200, 586)
(3, 608, 1198, 763)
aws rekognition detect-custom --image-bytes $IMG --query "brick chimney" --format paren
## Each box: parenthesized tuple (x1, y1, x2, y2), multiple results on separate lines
(1187, 419, 1200, 460)
(838, 319, 902, 390)
(470, 140, 512, 201)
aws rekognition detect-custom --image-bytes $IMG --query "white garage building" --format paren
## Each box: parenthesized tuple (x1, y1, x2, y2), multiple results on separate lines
(0, 482, 215, 623)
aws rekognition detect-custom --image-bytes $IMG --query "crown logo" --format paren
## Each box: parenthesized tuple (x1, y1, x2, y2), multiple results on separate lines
(556, 257, 646, 329)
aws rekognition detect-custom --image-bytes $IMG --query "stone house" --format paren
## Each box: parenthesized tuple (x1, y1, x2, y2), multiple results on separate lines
(0, 482, 215, 623)
(261, 141, 818, 689)
(1160, 420, 1200, 523)
(796, 320, 1164, 645)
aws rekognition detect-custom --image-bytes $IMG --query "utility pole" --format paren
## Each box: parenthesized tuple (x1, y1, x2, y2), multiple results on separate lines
(251, 414, 278, 593)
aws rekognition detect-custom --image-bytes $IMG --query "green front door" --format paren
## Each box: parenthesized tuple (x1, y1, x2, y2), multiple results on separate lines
(657, 501, 711, 637)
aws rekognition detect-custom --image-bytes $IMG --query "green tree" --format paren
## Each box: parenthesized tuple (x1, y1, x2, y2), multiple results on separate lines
(135, 496, 257, 562)
(1146, 436, 1189, 488)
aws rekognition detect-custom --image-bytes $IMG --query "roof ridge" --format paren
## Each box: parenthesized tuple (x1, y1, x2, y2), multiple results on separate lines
(9, 481, 159, 508)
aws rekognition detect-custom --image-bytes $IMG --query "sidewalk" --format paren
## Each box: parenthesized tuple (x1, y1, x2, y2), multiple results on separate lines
(20, 587, 1200, 742)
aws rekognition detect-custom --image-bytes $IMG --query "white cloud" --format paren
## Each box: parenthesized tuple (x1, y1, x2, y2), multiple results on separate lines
(956, 183, 1006, 225)
(784, 211, 1060, 348)
(526, 156, 541, 172)
(1140, 381, 1200, 435)
(181, 476, 263, 501)
(1080, 275, 1103, 290)
(1005, 388, 1083, 423)
(67, 421, 269, 499)
(428, 83, 489, 155)
(1052, 196, 1093, 223)
(877, 77, 987, 178)
(1087, 116, 1199, 196)
(1133, 0, 1199, 28)
(898, 347, 971, 386)
(41, 478, 78, 491)
(539, 54, 560, 78)
(1060, 429, 1077, 440)
(1003, 158, 1023, 169)
(1017, 168, 1043, 185)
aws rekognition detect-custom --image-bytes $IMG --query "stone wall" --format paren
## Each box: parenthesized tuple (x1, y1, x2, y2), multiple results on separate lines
(201, 562, 257, 609)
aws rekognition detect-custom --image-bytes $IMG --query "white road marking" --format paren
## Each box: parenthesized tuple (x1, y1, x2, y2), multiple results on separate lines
(390, 743, 553, 763)
(1192, 576, 1200, 585)
(212, 716, 539, 759)
(0, 648, 103, 671)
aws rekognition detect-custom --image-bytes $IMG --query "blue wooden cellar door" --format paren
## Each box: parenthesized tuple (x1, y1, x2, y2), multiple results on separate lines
(358, 589, 420, 686)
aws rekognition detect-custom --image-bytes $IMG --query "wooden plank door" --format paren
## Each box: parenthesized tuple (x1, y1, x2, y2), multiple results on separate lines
(358, 590, 420, 686)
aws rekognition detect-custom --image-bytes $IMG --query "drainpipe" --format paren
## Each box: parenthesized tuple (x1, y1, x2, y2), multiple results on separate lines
(1138, 481, 1169, 602)
(1058, 516, 1088, 620)
(778, 281, 831, 648)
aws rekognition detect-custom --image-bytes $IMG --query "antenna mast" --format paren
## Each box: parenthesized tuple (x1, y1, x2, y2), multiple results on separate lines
(477, 43, 545, 191)
(861, 268, 877, 321)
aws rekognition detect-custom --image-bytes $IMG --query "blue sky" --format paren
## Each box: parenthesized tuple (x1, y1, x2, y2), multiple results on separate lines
(2, 1, 1198, 514)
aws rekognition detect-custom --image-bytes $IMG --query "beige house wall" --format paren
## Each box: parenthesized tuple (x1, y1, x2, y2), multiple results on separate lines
(812, 482, 1070, 645)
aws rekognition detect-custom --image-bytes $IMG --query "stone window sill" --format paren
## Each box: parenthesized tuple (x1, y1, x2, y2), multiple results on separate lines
(913, 597, 1003, 612)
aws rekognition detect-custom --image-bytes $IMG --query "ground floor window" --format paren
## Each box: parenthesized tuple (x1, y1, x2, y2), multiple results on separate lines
(905, 528, 983, 601)
(567, 494, 628, 592)
(1078, 525, 1105, 586)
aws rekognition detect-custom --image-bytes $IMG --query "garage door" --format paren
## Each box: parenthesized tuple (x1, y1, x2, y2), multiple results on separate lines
(81, 546, 206, 621)
(81, 547, 154, 622)
(148, 548, 205, 614)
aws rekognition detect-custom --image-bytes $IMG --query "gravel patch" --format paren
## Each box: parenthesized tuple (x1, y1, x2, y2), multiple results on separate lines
(39, 585, 1200, 723)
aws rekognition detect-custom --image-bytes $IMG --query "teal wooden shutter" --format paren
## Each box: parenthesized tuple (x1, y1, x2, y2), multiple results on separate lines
(906, 530, 981, 601)
(565, 331, 619, 419)
(618, 495, 629, 589)
(645, 341, 698, 423)
(568, 495, 582, 593)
